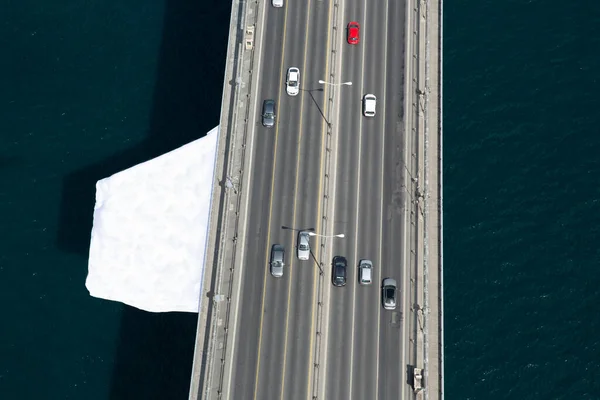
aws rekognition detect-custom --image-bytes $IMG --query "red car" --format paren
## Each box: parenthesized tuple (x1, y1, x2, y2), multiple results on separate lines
(347, 22, 360, 45)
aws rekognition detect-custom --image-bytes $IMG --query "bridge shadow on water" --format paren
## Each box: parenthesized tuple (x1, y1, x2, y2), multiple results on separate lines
(55, 0, 231, 399)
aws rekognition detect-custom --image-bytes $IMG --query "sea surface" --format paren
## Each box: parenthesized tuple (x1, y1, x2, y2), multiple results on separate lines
(0, 1, 230, 399)
(444, 0, 600, 398)
(0, 0, 599, 399)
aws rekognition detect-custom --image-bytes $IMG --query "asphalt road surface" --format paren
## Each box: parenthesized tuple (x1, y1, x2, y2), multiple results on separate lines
(229, 0, 331, 399)
(324, 0, 411, 399)
(227, 0, 412, 398)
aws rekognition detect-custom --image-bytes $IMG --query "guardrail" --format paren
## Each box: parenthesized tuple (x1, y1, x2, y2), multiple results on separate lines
(421, 0, 431, 396)
(199, 0, 262, 398)
(408, 0, 430, 397)
(411, 0, 442, 398)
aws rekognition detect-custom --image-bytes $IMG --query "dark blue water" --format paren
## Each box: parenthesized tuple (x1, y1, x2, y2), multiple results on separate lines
(444, 0, 600, 398)
(0, 1, 230, 399)
(2, 0, 599, 399)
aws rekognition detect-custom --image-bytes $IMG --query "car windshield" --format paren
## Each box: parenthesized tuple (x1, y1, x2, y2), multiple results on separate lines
(300, 244, 308, 250)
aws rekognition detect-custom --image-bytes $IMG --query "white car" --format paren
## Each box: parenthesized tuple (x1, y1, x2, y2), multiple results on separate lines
(297, 231, 310, 261)
(363, 94, 376, 117)
(359, 259, 373, 285)
(272, 0, 283, 7)
(286, 67, 300, 96)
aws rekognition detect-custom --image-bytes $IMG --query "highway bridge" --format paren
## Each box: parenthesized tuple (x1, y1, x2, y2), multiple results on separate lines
(188, 0, 443, 398)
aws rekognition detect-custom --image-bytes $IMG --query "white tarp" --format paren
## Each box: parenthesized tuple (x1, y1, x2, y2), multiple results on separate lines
(85, 126, 219, 313)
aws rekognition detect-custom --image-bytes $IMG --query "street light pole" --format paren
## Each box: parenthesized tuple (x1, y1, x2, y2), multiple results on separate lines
(307, 232, 345, 239)
(317, 80, 352, 127)
(318, 80, 352, 87)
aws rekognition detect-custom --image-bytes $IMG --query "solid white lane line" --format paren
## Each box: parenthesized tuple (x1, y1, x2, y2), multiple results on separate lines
(224, 0, 269, 396)
(400, 0, 415, 399)
(252, 5, 291, 400)
(347, 0, 369, 397)
(374, 0, 390, 396)
(281, 0, 315, 399)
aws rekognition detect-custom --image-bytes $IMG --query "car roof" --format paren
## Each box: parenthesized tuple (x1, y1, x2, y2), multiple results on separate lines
(362, 266, 372, 280)
(383, 278, 397, 287)
(365, 95, 376, 113)
(298, 233, 309, 247)
(264, 100, 275, 111)
(385, 287, 396, 299)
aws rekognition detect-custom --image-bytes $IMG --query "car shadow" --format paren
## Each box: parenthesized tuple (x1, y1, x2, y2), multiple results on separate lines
(53, 0, 231, 399)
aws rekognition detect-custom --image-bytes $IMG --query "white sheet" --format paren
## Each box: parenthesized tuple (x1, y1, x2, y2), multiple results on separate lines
(85, 126, 219, 313)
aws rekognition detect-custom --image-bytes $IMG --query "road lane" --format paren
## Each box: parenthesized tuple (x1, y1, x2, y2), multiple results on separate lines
(343, 2, 368, 399)
(350, 0, 390, 398)
(228, 0, 411, 397)
(325, 113, 359, 400)
(228, 4, 286, 398)
(350, 0, 388, 395)
(378, 0, 409, 398)
(324, 0, 365, 398)
(252, 2, 329, 400)
(323, 0, 410, 398)
(280, 0, 332, 398)
(253, 0, 310, 398)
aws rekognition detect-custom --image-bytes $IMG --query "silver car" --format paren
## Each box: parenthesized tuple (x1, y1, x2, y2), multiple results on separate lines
(359, 259, 373, 285)
(382, 278, 397, 310)
(297, 231, 310, 261)
(270, 244, 285, 277)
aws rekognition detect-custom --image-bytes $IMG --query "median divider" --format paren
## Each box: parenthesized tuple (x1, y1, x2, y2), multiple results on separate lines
(311, 0, 345, 398)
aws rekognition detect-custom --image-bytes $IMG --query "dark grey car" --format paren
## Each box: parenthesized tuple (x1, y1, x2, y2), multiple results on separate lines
(332, 256, 347, 287)
(270, 244, 285, 277)
(262, 99, 276, 127)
